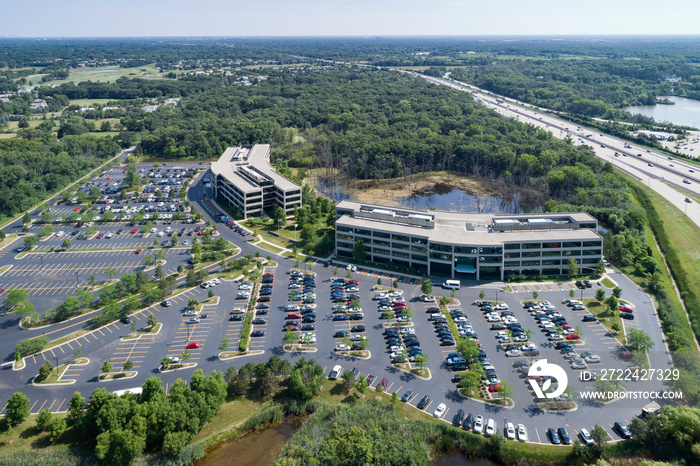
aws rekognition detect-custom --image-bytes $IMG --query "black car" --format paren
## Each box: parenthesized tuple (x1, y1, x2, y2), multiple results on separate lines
(401, 390, 414, 402)
(302, 316, 316, 323)
(548, 428, 561, 445)
(351, 325, 365, 333)
(584, 280, 593, 288)
(462, 413, 474, 430)
(440, 339, 456, 346)
(256, 303, 269, 309)
(620, 312, 635, 320)
(349, 314, 363, 320)
(333, 331, 348, 339)
(301, 324, 315, 331)
(252, 318, 267, 325)
(613, 422, 631, 439)
(558, 428, 572, 445)
(416, 395, 431, 410)
(251, 330, 265, 337)
(120, 316, 131, 324)
(229, 315, 244, 321)
(452, 409, 465, 427)
(256, 309, 269, 315)
(582, 315, 597, 322)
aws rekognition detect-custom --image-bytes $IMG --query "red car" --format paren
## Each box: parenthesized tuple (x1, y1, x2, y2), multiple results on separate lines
(284, 323, 298, 331)
(488, 384, 502, 392)
(286, 312, 302, 320)
(135, 248, 142, 254)
(618, 350, 633, 359)
(566, 333, 581, 340)
(107, 175, 112, 179)
(263, 273, 274, 278)
(97, 233, 104, 239)
(130, 228, 138, 234)
(561, 324, 572, 330)
(122, 170, 127, 173)
(347, 280, 359, 285)
(619, 305, 633, 313)
(73, 207, 81, 211)
(186, 342, 199, 349)
(197, 231, 203, 236)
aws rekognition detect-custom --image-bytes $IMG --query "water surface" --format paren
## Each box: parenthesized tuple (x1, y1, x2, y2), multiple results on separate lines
(624, 95, 700, 129)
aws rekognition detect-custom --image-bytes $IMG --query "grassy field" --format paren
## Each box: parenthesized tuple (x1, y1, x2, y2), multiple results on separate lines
(40, 64, 164, 86)
(192, 397, 269, 443)
(601, 277, 616, 288)
(68, 98, 117, 107)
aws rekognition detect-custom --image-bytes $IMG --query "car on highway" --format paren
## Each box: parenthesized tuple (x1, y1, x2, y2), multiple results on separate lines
(186, 342, 199, 349)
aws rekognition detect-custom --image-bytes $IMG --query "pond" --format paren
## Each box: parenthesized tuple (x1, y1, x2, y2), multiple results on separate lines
(317, 180, 533, 214)
(195, 418, 300, 466)
(624, 95, 700, 129)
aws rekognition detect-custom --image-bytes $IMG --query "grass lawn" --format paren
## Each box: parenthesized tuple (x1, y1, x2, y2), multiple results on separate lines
(68, 98, 117, 107)
(0, 413, 87, 454)
(35, 363, 73, 385)
(601, 277, 616, 288)
(123, 322, 162, 340)
(40, 64, 164, 86)
(192, 397, 270, 444)
(583, 298, 624, 343)
(255, 242, 284, 254)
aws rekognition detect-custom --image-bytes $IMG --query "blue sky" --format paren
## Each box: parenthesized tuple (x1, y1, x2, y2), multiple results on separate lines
(2, 0, 699, 37)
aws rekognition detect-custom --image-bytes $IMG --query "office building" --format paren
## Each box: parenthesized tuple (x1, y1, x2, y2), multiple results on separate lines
(335, 200, 603, 281)
(211, 144, 301, 218)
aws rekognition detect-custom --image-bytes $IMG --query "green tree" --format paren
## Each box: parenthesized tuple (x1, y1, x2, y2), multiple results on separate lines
(22, 212, 31, 225)
(181, 348, 191, 362)
(612, 286, 622, 298)
(626, 328, 655, 352)
(49, 417, 66, 442)
(605, 295, 618, 311)
(38, 360, 54, 381)
(457, 338, 481, 366)
(590, 424, 609, 447)
(5, 392, 30, 426)
(36, 408, 53, 431)
(532, 290, 539, 300)
(219, 338, 229, 351)
(479, 290, 485, 300)
(72, 347, 83, 362)
(421, 278, 433, 296)
(61, 238, 71, 250)
(567, 257, 579, 277)
(341, 370, 355, 394)
(67, 392, 85, 423)
(595, 288, 606, 301)
(413, 352, 428, 369)
(4, 289, 32, 316)
(123, 360, 133, 371)
(355, 375, 369, 395)
(569, 289, 576, 298)
(497, 380, 513, 404)
(103, 266, 118, 282)
(392, 279, 398, 289)
(352, 239, 366, 261)
(101, 360, 112, 374)
(23, 235, 38, 250)
(147, 313, 158, 328)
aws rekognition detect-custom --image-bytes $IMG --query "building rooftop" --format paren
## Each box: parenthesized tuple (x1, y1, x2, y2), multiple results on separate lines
(211, 145, 299, 193)
(336, 200, 601, 245)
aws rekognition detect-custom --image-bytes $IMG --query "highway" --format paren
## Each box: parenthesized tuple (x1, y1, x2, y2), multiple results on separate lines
(406, 71, 700, 228)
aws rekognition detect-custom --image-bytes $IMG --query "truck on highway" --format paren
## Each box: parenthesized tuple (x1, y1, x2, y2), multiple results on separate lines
(496, 99, 504, 104)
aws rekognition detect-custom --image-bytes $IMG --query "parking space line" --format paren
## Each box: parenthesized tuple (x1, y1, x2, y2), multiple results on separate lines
(29, 400, 39, 413)
(56, 398, 67, 412)
(535, 428, 541, 443)
(442, 407, 450, 419)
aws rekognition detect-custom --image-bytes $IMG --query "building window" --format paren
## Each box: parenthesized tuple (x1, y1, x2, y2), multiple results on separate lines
(582, 249, 602, 256)
(337, 241, 353, 249)
(411, 255, 427, 262)
(504, 261, 520, 267)
(432, 243, 453, 253)
(412, 237, 428, 245)
(522, 251, 540, 258)
(504, 252, 521, 259)
(373, 231, 391, 239)
(522, 243, 541, 249)
(392, 234, 410, 242)
(337, 234, 353, 241)
(373, 247, 390, 256)
(583, 241, 602, 247)
(563, 241, 582, 248)
(374, 239, 391, 247)
(430, 252, 452, 261)
(542, 242, 561, 248)
(392, 242, 410, 250)
(542, 251, 561, 257)
(504, 243, 520, 250)
(455, 246, 478, 254)
(355, 229, 372, 236)
(337, 226, 353, 233)
(479, 247, 503, 255)
(411, 245, 427, 253)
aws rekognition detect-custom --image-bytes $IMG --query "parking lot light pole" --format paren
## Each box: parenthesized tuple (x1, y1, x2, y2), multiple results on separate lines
(495, 290, 499, 303)
(76, 271, 79, 287)
(54, 356, 59, 375)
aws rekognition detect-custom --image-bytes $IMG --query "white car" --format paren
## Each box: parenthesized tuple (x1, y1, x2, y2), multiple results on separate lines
(334, 344, 349, 352)
(230, 308, 246, 314)
(329, 364, 343, 379)
(56, 230, 64, 237)
(183, 240, 189, 245)
(473, 415, 485, 434)
(517, 424, 528, 442)
(579, 428, 594, 446)
(389, 291, 401, 297)
(433, 403, 447, 418)
(211, 277, 221, 284)
(150, 227, 157, 233)
(548, 334, 564, 341)
(485, 418, 496, 436)
(506, 422, 516, 440)
(421, 295, 435, 302)
(506, 349, 523, 357)
(495, 304, 508, 310)
(200, 282, 210, 289)
(584, 355, 601, 364)
(351, 265, 357, 272)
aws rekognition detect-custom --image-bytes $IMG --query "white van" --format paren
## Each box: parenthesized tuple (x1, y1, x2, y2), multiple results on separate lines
(442, 280, 461, 290)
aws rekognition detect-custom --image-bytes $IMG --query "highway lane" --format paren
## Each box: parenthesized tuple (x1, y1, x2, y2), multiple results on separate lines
(407, 71, 700, 228)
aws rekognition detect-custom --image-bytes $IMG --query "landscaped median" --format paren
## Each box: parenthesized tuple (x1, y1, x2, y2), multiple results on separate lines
(32, 357, 89, 386)
(99, 371, 138, 382)
(122, 322, 162, 341)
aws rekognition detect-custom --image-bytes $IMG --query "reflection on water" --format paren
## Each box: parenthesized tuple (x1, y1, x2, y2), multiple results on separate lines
(429, 453, 497, 466)
(318, 180, 530, 214)
(196, 418, 299, 466)
(624, 95, 700, 129)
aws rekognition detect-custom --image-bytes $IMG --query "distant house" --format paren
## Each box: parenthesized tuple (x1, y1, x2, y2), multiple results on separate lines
(30, 99, 48, 110)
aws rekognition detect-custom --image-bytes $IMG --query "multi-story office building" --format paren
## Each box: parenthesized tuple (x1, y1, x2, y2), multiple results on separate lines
(211, 144, 301, 218)
(335, 200, 603, 281)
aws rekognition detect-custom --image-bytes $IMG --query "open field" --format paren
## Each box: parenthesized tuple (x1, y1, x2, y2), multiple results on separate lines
(40, 64, 164, 86)
(68, 98, 117, 107)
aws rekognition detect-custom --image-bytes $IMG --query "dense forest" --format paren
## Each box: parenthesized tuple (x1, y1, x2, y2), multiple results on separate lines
(0, 136, 120, 220)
